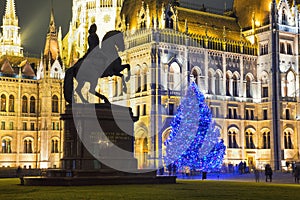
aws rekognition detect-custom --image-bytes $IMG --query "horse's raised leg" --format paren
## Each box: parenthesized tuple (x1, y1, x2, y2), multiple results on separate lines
(121, 76, 127, 93)
(94, 92, 110, 104)
(75, 80, 89, 103)
(89, 80, 110, 104)
(124, 64, 131, 82)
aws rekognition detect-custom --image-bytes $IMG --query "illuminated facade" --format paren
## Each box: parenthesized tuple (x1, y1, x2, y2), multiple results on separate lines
(0, 0, 23, 57)
(62, 0, 124, 66)
(0, 7, 65, 168)
(66, 0, 299, 170)
(2, 0, 299, 171)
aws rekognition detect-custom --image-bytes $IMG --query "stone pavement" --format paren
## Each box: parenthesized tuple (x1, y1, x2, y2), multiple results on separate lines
(177, 172, 300, 184)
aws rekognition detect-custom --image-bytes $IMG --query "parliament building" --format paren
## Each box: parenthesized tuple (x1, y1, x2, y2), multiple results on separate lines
(0, 0, 65, 169)
(1, 0, 300, 171)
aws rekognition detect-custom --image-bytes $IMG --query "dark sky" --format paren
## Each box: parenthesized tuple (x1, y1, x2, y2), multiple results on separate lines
(0, 0, 72, 56)
(0, 0, 233, 56)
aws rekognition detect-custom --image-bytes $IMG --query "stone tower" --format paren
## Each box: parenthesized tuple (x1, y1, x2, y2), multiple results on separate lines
(37, 8, 65, 168)
(0, 0, 23, 57)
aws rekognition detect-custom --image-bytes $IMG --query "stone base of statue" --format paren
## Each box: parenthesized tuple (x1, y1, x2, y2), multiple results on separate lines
(24, 103, 176, 186)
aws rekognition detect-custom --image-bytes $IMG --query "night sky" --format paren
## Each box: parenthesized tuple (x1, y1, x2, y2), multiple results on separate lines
(0, 0, 233, 56)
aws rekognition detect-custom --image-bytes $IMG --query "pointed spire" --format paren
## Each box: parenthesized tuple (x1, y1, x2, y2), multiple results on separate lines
(185, 19, 188, 33)
(4, 0, 17, 19)
(223, 26, 227, 40)
(37, 52, 45, 79)
(0, 0, 23, 57)
(44, 7, 61, 68)
(58, 26, 62, 41)
(49, 8, 56, 34)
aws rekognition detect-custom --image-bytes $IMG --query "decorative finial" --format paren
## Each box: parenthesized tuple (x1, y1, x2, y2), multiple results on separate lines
(223, 26, 226, 39)
(185, 19, 188, 33)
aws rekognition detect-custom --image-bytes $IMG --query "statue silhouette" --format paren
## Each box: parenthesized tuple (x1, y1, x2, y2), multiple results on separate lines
(86, 24, 100, 54)
(72, 24, 100, 76)
(63, 25, 130, 104)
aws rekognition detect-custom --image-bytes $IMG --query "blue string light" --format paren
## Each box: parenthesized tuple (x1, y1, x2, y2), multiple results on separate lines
(164, 81, 226, 173)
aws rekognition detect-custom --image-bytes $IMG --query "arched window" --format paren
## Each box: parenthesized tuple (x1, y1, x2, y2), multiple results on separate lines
(287, 43, 292, 55)
(112, 77, 119, 97)
(246, 76, 252, 98)
(208, 71, 213, 94)
(142, 67, 148, 92)
(28, 140, 33, 153)
(24, 139, 33, 153)
(135, 68, 141, 93)
(52, 95, 59, 113)
(30, 96, 36, 113)
(22, 96, 28, 113)
(51, 139, 59, 153)
(287, 71, 296, 97)
(282, 10, 287, 25)
(263, 132, 271, 149)
(228, 131, 238, 148)
(142, 137, 148, 166)
(139, 13, 146, 29)
(245, 131, 255, 149)
(134, 131, 149, 169)
(1, 138, 11, 153)
(55, 140, 58, 153)
(8, 95, 14, 112)
(232, 74, 238, 97)
(226, 73, 231, 96)
(215, 72, 221, 95)
(1, 94, 6, 112)
(192, 69, 199, 86)
(280, 42, 286, 54)
(23, 140, 27, 153)
(284, 132, 293, 149)
(168, 63, 180, 91)
(162, 130, 171, 161)
(261, 72, 269, 98)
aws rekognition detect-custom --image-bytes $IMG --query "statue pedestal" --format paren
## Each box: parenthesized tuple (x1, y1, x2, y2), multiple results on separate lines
(61, 103, 138, 171)
(24, 103, 176, 185)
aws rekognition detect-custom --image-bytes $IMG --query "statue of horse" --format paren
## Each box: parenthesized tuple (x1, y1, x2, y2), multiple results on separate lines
(63, 30, 130, 104)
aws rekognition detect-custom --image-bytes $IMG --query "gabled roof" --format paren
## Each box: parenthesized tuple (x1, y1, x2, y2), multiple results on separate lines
(233, 0, 300, 29)
(121, 0, 245, 42)
(0, 55, 39, 66)
(22, 62, 36, 77)
(1, 60, 15, 75)
(121, 0, 169, 30)
(0, 56, 39, 78)
(177, 7, 243, 42)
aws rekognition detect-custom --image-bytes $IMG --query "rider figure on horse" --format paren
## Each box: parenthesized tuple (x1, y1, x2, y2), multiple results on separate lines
(64, 24, 130, 104)
(87, 24, 99, 55)
(74, 24, 100, 75)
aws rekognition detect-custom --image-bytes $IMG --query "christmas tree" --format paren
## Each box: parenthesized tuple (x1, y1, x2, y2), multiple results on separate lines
(164, 81, 226, 172)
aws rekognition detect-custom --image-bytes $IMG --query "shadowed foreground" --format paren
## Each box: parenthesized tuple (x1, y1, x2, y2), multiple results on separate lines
(1, 178, 300, 200)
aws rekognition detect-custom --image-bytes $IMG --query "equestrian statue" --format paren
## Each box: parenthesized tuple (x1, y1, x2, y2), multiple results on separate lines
(63, 24, 130, 104)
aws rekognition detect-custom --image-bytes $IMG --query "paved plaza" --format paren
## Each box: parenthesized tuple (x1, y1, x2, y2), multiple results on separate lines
(177, 172, 300, 184)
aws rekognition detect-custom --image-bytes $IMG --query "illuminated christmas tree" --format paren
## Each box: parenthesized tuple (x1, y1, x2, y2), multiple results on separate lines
(164, 81, 226, 172)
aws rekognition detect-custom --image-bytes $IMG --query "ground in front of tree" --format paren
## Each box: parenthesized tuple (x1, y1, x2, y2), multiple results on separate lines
(0, 174, 299, 200)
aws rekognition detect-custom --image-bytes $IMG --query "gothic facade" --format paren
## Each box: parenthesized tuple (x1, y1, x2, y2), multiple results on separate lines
(65, 0, 299, 170)
(62, 0, 124, 66)
(1, 0, 300, 172)
(0, 0, 65, 168)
